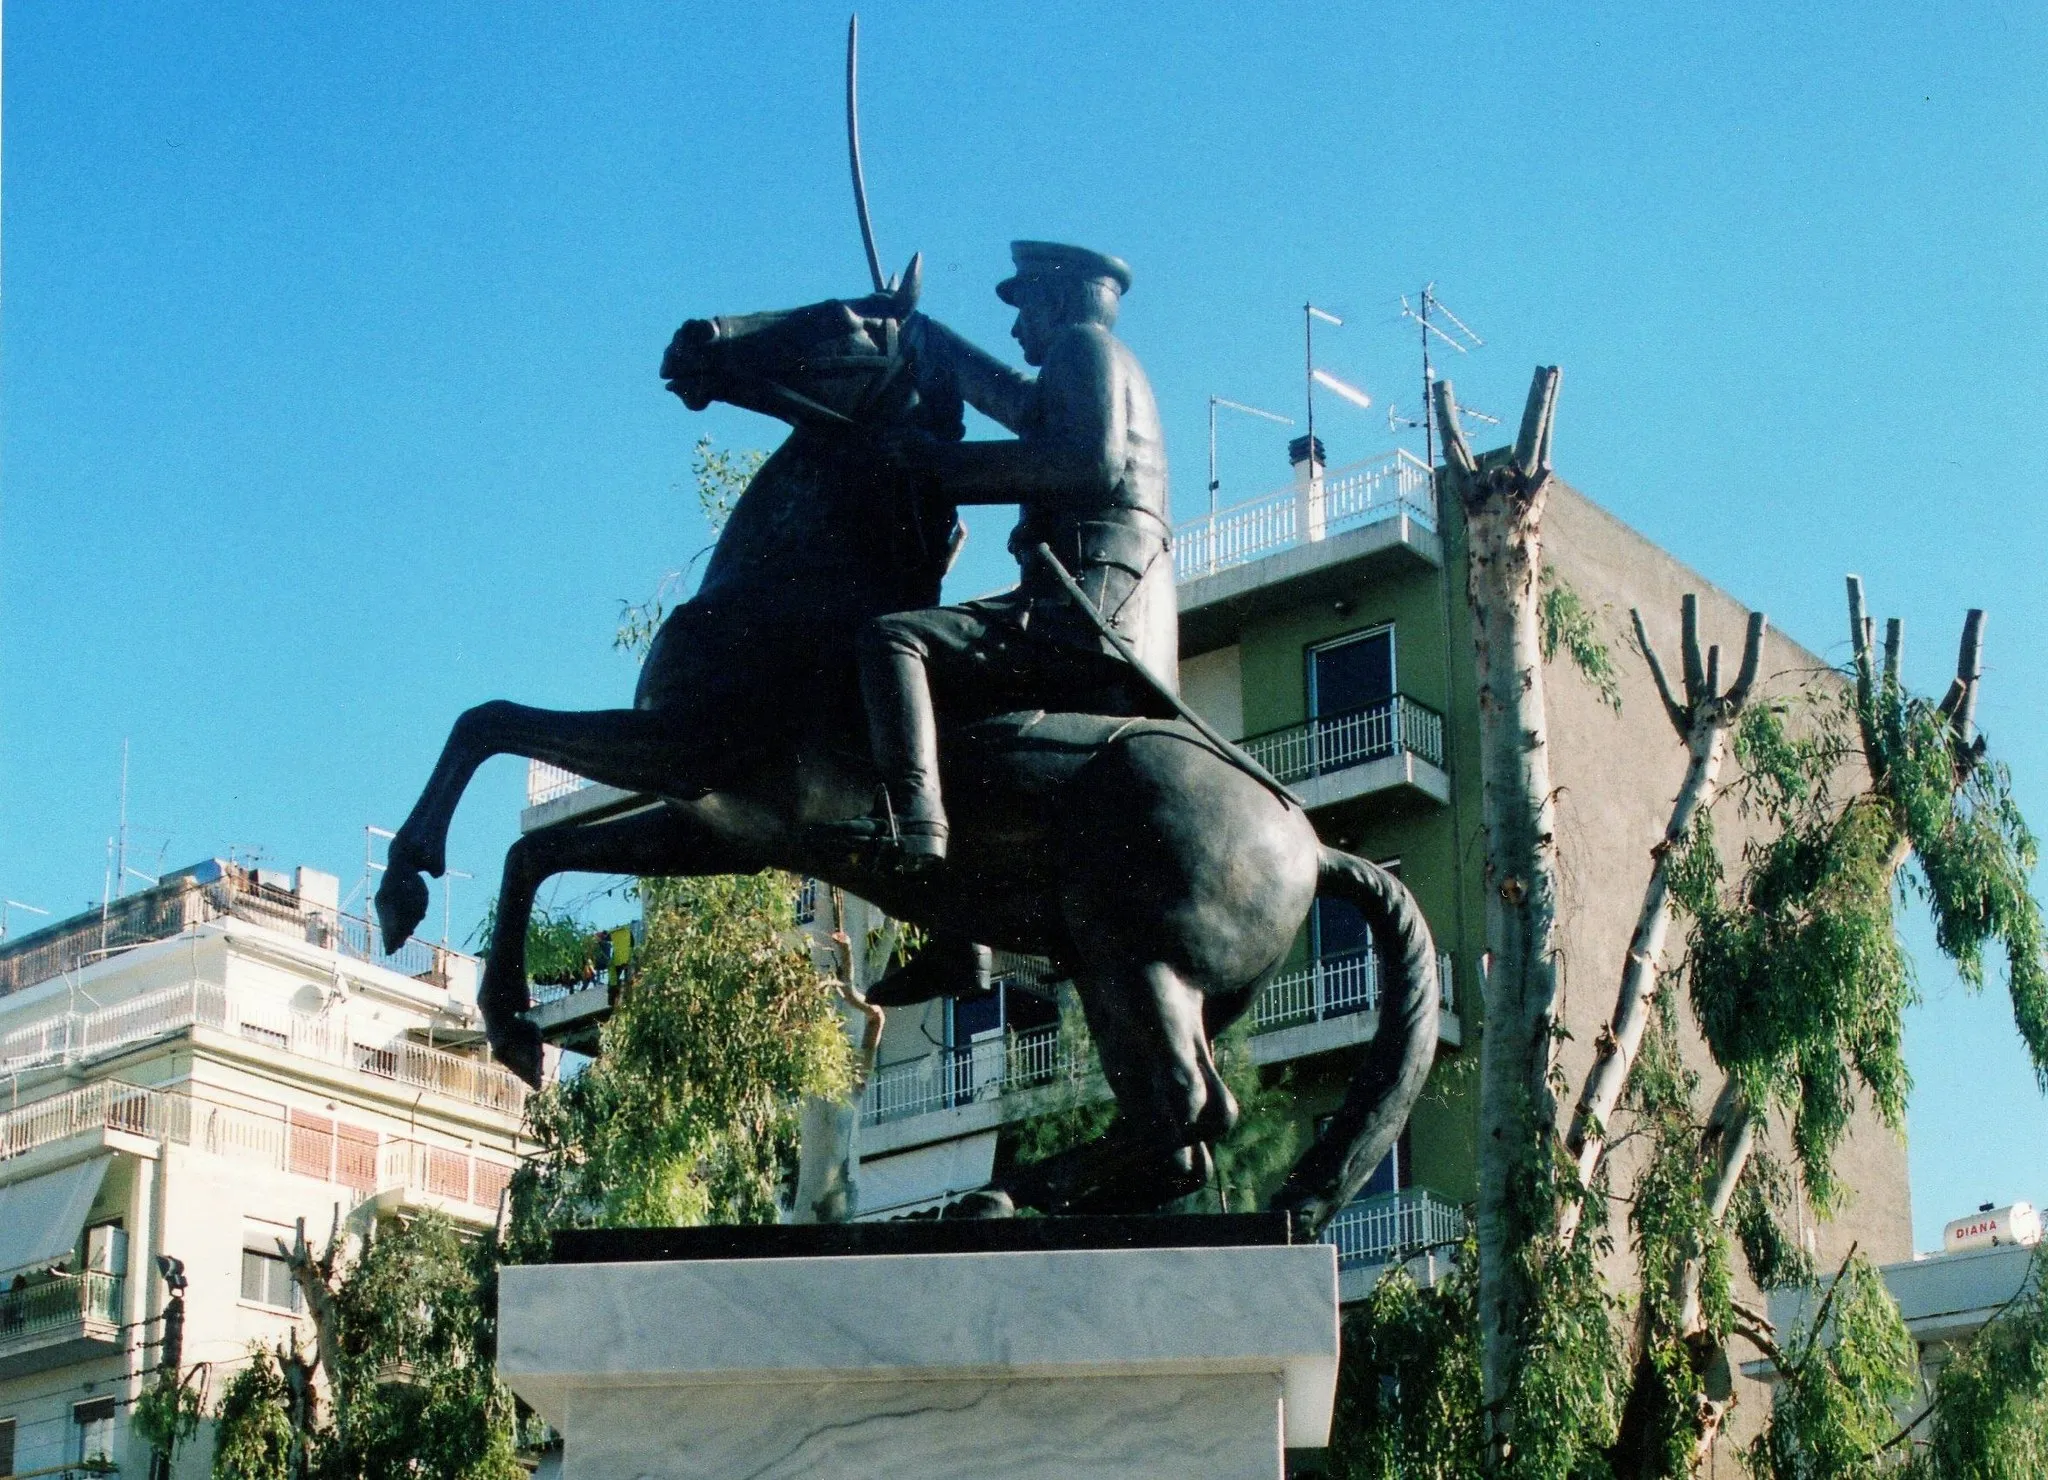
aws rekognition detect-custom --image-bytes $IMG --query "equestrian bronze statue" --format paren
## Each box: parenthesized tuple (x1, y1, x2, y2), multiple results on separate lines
(375, 248, 1440, 1228)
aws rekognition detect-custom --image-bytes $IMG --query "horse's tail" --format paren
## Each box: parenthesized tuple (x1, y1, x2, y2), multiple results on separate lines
(1268, 846, 1441, 1237)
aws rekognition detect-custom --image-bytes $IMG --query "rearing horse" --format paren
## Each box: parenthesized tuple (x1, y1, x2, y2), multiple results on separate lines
(376, 267, 1440, 1227)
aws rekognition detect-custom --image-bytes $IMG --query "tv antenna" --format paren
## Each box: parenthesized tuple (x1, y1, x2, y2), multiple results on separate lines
(1399, 284, 1484, 469)
(1302, 305, 1374, 475)
(1207, 397, 1293, 515)
(2, 899, 49, 941)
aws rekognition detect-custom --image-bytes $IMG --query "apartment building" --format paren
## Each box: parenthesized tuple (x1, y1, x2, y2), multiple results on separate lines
(0, 860, 527, 1479)
(519, 438, 1914, 1333)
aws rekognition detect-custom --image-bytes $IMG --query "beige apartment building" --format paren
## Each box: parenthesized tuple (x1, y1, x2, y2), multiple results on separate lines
(0, 860, 527, 1479)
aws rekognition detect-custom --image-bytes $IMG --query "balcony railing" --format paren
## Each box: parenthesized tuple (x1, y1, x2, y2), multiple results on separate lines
(1239, 694, 1445, 786)
(0, 1081, 516, 1213)
(1175, 448, 1436, 581)
(0, 866, 468, 999)
(862, 947, 1456, 1127)
(0, 979, 528, 1116)
(1251, 948, 1455, 1032)
(0, 1270, 123, 1343)
(1322, 1188, 1467, 1270)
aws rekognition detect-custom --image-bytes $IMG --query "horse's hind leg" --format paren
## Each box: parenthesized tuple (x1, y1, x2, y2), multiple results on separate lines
(479, 802, 765, 1086)
(1001, 960, 1239, 1214)
(380, 701, 704, 947)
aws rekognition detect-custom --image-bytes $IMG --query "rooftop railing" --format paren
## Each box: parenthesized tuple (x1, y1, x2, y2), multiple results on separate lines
(1175, 448, 1436, 581)
(0, 979, 528, 1116)
(1322, 1187, 1467, 1270)
(0, 868, 469, 999)
(861, 947, 1455, 1127)
(1239, 694, 1445, 785)
(0, 1080, 516, 1213)
(0, 1270, 123, 1343)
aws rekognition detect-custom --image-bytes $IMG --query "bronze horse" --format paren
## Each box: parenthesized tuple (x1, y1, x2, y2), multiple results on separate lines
(376, 268, 1439, 1226)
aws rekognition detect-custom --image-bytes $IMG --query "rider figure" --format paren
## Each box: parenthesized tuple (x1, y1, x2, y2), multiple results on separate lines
(819, 241, 1176, 872)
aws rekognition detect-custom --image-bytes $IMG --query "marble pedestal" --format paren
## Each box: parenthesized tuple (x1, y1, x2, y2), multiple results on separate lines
(499, 1241, 1339, 1479)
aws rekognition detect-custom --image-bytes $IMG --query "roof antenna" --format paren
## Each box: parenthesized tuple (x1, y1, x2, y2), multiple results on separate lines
(1207, 396, 1293, 516)
(1399, 284, 1485, 468)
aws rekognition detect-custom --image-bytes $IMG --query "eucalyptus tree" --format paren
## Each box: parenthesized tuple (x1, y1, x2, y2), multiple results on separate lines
(1399, 370, 2048, 1479)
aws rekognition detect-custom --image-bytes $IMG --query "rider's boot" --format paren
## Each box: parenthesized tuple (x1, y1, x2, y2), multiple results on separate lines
(811, 647, 949, 875)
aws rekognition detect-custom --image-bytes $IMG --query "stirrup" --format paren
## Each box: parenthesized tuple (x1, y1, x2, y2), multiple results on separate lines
(809, 788, 949, 875)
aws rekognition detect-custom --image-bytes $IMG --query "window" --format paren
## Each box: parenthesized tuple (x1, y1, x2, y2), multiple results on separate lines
(241, 1248, 303, 1312)
(0, 1416, 15, 1478)
(1307, 627, 1394, 720)
(74, 1396, 115, 1469)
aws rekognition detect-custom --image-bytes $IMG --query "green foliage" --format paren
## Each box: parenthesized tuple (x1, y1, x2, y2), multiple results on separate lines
(1203, 1023, 1304, 1213)
(211, 1218, 524, 1480)
(1325, 1246, 1487, 1479)
(211, 1350, 296, 1480)
(615, 437, 766, 658)
(1916, 1248, 2048, 1479)
(511, 872, 851, 1242)
(1541, 565, 1623, 712)
(320, 1214, 525, 1480)
(1502, 1181, 1628, 1480)
(1674, 702, 1914, 1210)
(134, 1364, 206, 1455)
(1004, 986, 1115, 1173)
(472, 901, 603, 988)
(1745, 1255, 1919, 1480)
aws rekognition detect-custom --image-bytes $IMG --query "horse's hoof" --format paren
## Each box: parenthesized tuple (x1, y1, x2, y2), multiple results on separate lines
(375, 870, 431, 952)
(940, 1190, 1016, 1221)
(488, 1016, 545, 1090)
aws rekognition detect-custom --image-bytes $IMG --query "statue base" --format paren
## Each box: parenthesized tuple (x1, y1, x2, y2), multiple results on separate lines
(498, 1216, 1339, 1480)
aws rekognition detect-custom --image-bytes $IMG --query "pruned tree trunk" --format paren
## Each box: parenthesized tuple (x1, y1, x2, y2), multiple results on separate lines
(790, 887, 887, 1224)
(1638, 583, 1986, 1476)
(1558, 598, 1766, 1247)
(1435, 368, 1565, 1460)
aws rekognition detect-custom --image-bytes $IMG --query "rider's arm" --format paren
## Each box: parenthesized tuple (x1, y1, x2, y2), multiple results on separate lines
(903, 315, 1035, 432)
(916, 328, 1123, 507)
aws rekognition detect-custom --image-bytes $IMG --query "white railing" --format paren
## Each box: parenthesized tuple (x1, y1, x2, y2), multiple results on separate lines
(1240, 695, 1445, 785)
(0, 979, 528, 1116)
(1322, 1187, 1467, 1270)
(861, 948, 1455, 1126)
(1251, 948, 1455, 1032)
(527, 761, 593, 808)
(0, 1080, 516, 1212)
(862, 1022, 1082, 1126)
(1175, 449, 1436, 581)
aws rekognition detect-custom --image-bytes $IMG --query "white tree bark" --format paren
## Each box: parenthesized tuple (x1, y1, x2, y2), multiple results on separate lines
(1435, 368, 1565, 1454)
(789, 887, 886, 1224)
(1557, 599, 1765, 1248)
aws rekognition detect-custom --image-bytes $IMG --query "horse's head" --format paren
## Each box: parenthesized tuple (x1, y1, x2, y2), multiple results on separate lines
(662, 255, 930, 431)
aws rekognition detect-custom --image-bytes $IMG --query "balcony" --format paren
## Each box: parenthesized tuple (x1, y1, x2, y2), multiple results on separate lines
(0, 1082, 516, 1223)
(860, 948, 1458, 1144)
(1323, 1188, 1466, 1271)
(1238, 695, 1449, 811)
(0, 979, 528, 1117)
(0, 1270, 124, 1378)
(1174, 449, 1436, 582)
(0, 860, 473, 999)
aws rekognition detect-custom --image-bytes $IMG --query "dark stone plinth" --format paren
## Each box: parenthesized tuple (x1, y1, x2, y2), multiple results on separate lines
(549, 1212, 1297, 1265)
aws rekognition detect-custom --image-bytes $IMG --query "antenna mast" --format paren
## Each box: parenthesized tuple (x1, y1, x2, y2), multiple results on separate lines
(1399, 285, 1484, 466)
(1207, 396, 1293, 515)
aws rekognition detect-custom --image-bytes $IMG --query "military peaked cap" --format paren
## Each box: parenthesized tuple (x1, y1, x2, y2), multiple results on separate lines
(996, 241, 1133, 305)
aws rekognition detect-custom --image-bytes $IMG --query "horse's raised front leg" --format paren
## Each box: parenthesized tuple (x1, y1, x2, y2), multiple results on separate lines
(480, 802, 765, 1087)
(379, 701, 704, 948)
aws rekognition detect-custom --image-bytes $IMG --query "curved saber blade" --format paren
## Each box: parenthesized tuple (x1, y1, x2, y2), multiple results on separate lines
(846, 14, 886, 292)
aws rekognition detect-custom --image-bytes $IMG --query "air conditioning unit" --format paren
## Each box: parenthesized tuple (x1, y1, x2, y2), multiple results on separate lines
(85, 1222, 128, 1275)
(1943, 1201, 2041, 1254)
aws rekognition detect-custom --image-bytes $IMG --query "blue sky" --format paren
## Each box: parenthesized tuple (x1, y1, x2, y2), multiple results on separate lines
(3, 2, 2042, 1250)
